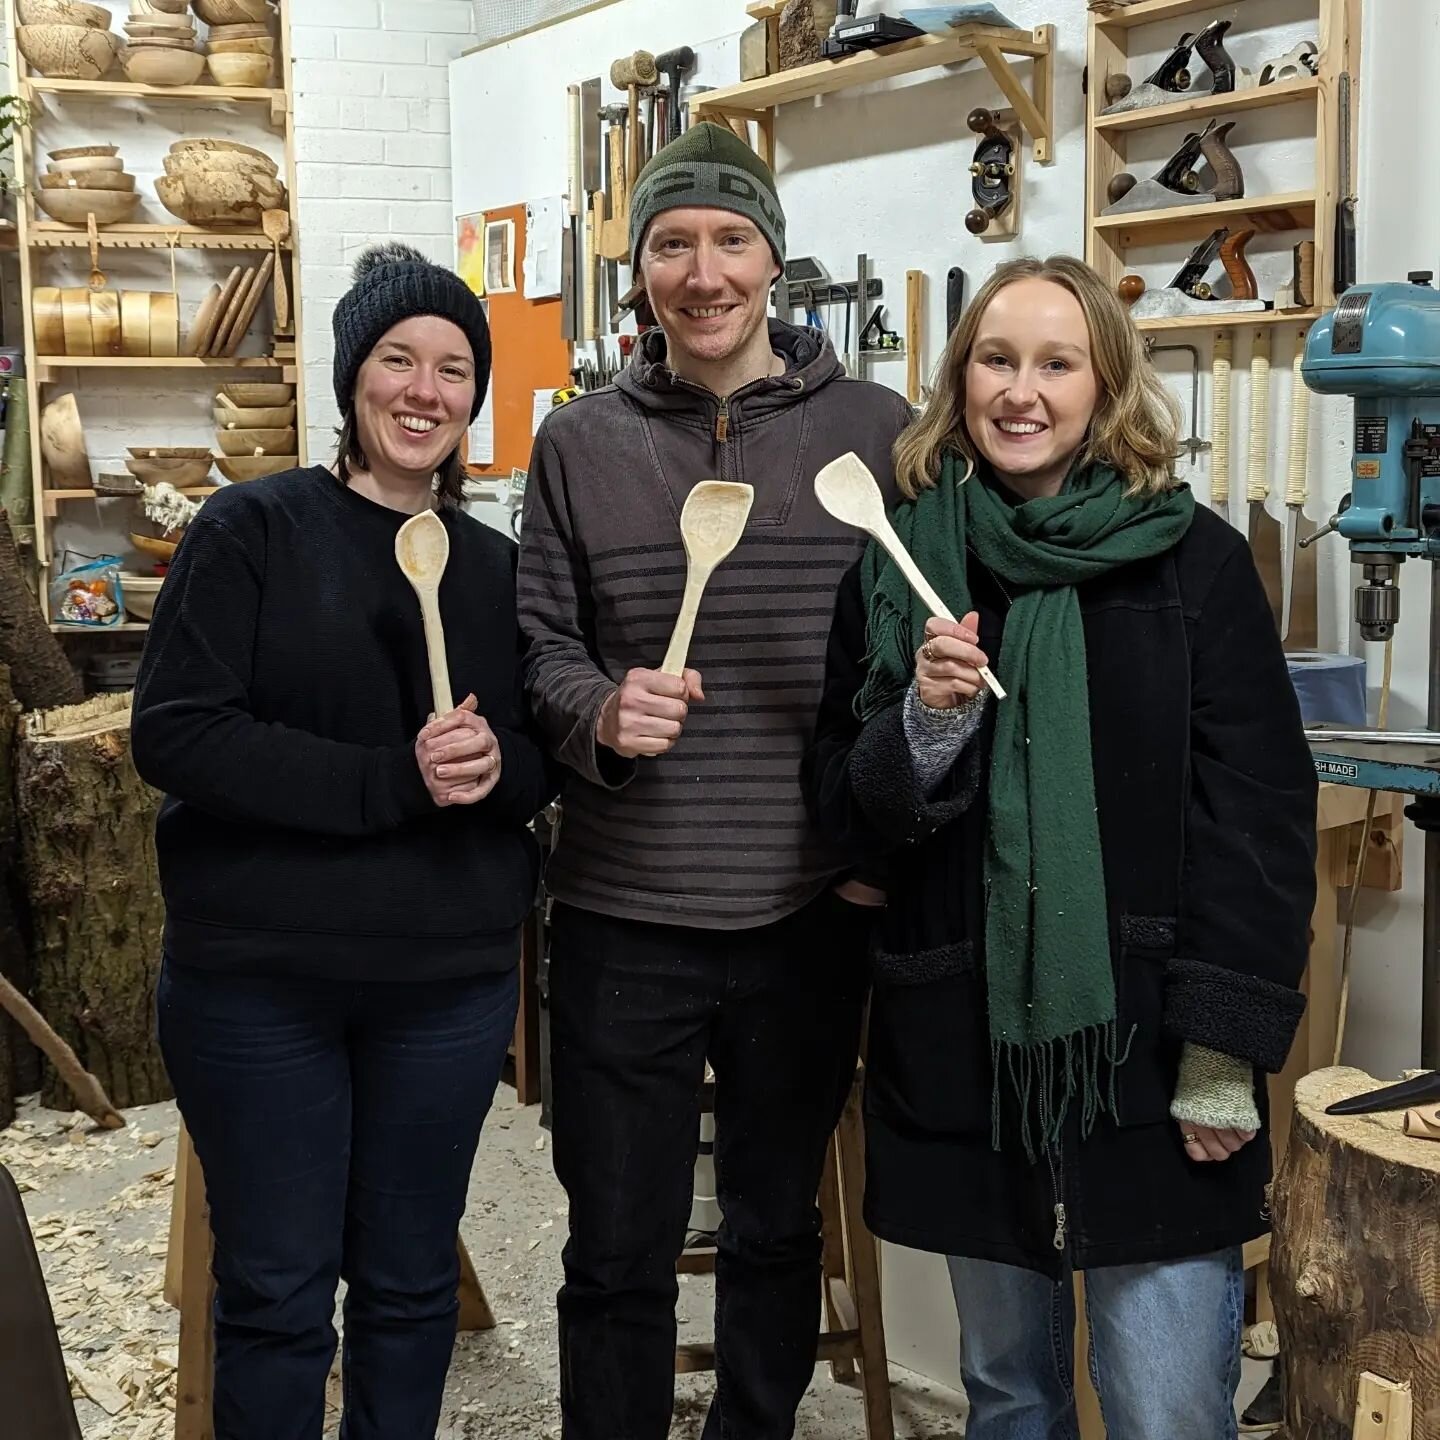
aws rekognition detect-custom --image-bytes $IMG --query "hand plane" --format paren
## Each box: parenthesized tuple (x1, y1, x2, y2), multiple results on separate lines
(1102, 119, 1243, 214)
(964, 107, 1018, 238)
(1123, 227, 1268, 321)
(1102, 17, 1243, 115)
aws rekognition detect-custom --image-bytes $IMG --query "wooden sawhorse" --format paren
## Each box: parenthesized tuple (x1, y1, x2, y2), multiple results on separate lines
(164, 1124, 494, 1440)
(675, 1069, 894, 1439)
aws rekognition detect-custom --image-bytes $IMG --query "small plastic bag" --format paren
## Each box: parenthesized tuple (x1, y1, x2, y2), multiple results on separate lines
(51, 553, 125, 628)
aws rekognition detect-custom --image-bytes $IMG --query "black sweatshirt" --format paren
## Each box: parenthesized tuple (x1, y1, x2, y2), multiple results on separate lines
(131, 466, 553, 981)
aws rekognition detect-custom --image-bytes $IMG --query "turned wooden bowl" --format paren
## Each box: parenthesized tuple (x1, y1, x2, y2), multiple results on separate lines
(35, 187, 141, 226)
(17, 24, 121, 79)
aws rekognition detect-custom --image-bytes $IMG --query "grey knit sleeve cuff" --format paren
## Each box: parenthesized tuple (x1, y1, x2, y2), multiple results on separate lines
(903, 684, 988, 797)
(1169, 1044, 1261, 1132)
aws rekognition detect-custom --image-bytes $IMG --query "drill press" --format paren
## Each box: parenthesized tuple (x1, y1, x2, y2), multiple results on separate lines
(1301, 271, 1440, 1070)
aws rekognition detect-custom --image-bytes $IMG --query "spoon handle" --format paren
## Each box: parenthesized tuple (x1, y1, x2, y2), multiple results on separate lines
(870, 518, 1007, 701)
(419, 589, 454, 714)
(662, 568, 707, 676)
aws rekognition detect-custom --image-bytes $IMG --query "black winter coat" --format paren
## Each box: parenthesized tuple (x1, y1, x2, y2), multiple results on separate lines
(802, 504, 1318, 1276)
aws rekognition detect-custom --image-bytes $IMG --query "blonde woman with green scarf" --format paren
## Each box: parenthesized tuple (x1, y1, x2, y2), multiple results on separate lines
(802, 256, 1317, 1439)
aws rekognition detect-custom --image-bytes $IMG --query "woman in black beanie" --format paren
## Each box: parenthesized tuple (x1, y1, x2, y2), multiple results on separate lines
(133, 243, 551, 1440)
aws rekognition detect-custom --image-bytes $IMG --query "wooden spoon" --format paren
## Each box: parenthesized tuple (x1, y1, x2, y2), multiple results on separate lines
(395, 510, 453, 715)
(814, 452, 1006, 700)
(662, 480, 753, 676)
(261, 208, 290, 332)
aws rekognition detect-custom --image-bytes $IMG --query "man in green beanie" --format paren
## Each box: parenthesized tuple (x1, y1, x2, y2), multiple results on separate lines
(517, 122, 912, 1438)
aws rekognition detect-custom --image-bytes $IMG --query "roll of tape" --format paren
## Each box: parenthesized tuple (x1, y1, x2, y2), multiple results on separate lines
(1286, 651, 1367, 727)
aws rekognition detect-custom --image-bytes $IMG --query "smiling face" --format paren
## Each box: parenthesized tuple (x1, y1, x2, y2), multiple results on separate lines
(353, 314, 476, 482)
(639, 206, 781, 372)
(962, 277, 1101, 498)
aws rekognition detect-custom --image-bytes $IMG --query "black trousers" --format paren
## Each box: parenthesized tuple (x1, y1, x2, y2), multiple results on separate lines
(548, 890, 869, 1440)
(157, 957, 519, 1440)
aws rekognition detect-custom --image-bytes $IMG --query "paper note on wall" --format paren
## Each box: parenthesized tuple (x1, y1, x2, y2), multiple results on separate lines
(523, 196, 565, 299)
(469, 380, 495, 466)
(532, 388, 555, 436)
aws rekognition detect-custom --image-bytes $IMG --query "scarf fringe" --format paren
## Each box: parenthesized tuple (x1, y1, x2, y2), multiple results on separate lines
(990, 1021, 1137, 1162)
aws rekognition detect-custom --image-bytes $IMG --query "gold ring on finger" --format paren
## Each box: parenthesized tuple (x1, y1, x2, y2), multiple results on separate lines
(922, 639, 936, 663)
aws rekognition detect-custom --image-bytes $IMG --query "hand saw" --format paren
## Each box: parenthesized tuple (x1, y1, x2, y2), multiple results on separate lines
(1210, 330, 1233, 521)
(1245, 328, 1284, 627)
(1281, 328, 1319, 648)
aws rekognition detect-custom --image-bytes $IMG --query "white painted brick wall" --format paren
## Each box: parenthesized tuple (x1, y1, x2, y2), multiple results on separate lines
(293, 1, 476, 460)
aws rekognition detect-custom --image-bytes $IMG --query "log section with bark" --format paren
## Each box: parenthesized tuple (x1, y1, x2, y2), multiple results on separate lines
(1271, 1065, 1440, 1439)
(0, 508, 81, 711)
(17, 695, 168, 1110)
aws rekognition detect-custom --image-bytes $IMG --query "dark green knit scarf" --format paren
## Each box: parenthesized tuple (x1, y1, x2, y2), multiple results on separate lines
(858, 452, 1195, 1157)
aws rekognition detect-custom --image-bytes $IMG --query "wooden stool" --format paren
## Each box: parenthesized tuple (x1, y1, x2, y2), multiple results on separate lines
(164, 1123, 494, 1440)
(675, 1070, 894, 1440)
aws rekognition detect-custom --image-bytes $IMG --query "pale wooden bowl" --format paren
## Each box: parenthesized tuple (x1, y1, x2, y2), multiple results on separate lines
(217, 382, 292, 407)
(35, 187, 141, 226)
(17, 24, 120, 79)
(126, 456, 213, 487)
(193, 0, 273, 23)
(17, 0, 110, 29)
(170, 136, 273, 163)
(48, 154, 123, 173)
(125, 45, 206, 86)
(205, 52, 271, 87)
(40, 170, 135, 191)
(207, 37, 274, 55)
(163, 148, 277, 179)
(216, 426, 295, 456)
(156, 170, 285, 226)
(216, 453, 295, 483)
(130, 533, 180, 562)
(213, 401, 296, 428)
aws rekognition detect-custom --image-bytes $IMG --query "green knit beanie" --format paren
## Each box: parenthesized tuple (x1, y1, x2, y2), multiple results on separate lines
(628, 121, 786, 271)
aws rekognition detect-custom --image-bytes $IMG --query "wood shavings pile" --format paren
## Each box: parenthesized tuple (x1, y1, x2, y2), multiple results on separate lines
(1, 1102, 182, 1436)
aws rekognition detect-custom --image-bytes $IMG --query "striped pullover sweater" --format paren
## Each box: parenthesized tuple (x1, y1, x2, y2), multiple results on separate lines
(518, 321, 912, 929)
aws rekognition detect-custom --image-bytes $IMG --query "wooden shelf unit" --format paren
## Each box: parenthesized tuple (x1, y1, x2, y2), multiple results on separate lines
(1085, 0, 1360, 331)
(27, 77, 289, 130)
(692, 22, 1056, 168)
(28, 224, 288, 251)
(5, 0, 309, 628)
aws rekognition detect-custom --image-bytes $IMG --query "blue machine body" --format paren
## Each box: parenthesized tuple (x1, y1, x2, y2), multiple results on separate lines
(1302, 278, 1440, 559)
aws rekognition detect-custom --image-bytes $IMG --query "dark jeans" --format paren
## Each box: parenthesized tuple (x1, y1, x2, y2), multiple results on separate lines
(156, 956, 519, 1440)
(548, 891, 870, 1440)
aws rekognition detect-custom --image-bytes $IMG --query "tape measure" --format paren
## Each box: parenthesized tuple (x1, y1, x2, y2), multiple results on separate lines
(551, 386, 581, 407)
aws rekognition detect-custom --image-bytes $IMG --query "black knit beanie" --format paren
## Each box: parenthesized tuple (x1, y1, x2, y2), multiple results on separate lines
(332, 242, 492, 421)
(629, 121, 786, 271)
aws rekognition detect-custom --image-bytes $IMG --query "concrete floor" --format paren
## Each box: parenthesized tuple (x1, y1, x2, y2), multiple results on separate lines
(3, 1082, 1270, 1438)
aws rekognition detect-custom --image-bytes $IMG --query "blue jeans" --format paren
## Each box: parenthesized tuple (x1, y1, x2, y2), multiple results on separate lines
(948, 1248, 1243, 1440)
(157, 957, 519, 1440)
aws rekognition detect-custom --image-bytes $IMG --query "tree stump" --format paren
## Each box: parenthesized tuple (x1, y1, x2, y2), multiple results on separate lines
(16, 694, 169, 1110)
(1271, 1066, 1440, 1439)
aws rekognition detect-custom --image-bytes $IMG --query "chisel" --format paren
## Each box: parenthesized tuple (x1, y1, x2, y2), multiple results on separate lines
(1245, 329, 1283, 626)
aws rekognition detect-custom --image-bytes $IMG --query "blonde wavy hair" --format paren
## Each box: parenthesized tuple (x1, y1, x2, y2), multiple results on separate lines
(893, 255, 1181, 499)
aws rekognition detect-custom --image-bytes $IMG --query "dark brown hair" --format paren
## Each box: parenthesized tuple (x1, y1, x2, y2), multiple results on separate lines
(333, 410, 466, 509)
